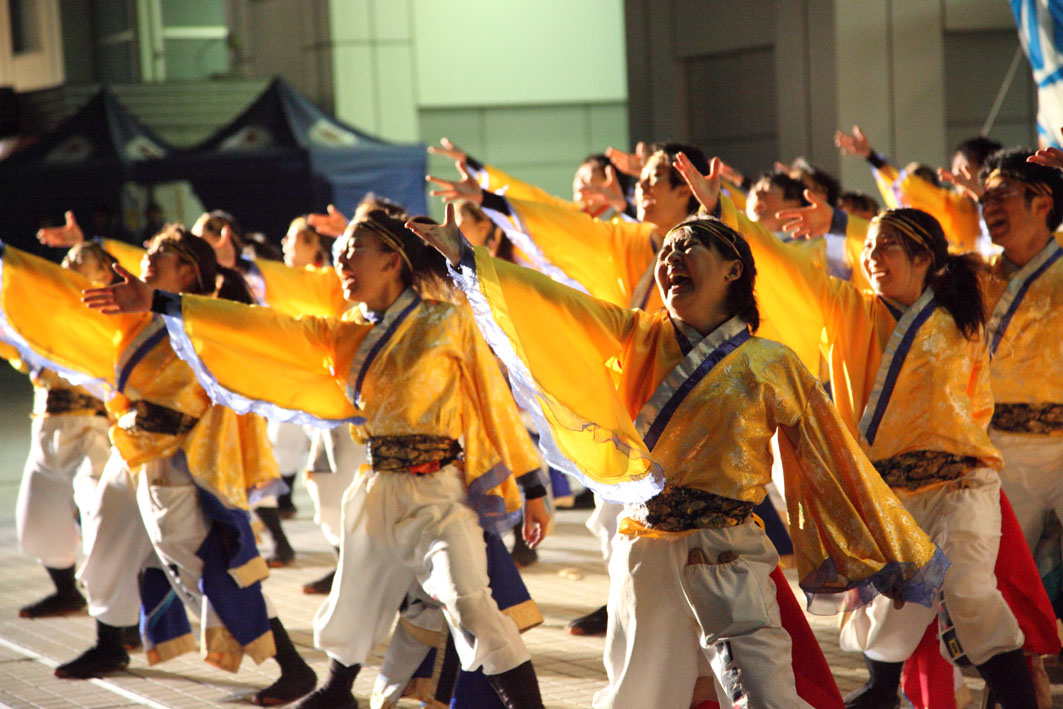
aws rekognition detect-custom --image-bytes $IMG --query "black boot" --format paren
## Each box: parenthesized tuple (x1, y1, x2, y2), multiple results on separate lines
(976, 648, 1038, 709)
(842, 655, 902, 708)
(122, 624, 142, 651)
(302, 568, 335, 595)
(255, 506, 295, 568)
(295, 658, 360, 708)
(278, 474, 297, 519)
(250, 617, 316, 706)
(20, 565, 86, 618)
(510, 516, 537, 568)
(485, 661, 545, 709)
(54, 620, 130, 678)
(566, 604, 608, 636)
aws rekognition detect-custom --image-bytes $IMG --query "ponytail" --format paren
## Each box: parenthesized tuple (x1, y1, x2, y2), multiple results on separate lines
(927, 253, 986, 341)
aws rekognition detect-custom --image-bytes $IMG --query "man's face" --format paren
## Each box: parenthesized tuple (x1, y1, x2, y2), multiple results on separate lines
(747, 178, 800, 231)
(979, 173, 1051, 254)
(635, 154, 691, 231)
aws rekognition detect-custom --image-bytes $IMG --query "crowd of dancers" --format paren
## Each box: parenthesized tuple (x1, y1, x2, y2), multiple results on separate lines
(3, 116, 1063, 709)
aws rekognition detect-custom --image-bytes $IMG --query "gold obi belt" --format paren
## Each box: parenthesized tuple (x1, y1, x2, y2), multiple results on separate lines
(630, 485, 755, 534)
(991, 403, 1063, 434)
(34, 388, 107, 417)
(117, 400, 199, 436)
(368, 435, 462, 475)
(873, 450, 979, 491)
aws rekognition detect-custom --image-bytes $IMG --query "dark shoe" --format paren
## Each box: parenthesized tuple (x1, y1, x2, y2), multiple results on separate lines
(278, 474, 297, 520)
(485, 661, 544, 709)
(250, 662, 317, 706)
(566, 605, 607, 636)
(54, 644, 130, 679)
(294, 659, 360, 709)
(256, 506, 296, 567)
(842, 655, 902, 708)
(266, 547, 295, 568)
(122, 624, 142, 651)
(571, 488, 595, 509)
(19, 590, 86, 618)
(302, 569, 335, 595)
(976, 648, 1038, 709)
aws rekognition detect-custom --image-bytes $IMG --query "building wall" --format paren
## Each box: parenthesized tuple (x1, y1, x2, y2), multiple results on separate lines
(625, 0, 1035, 198)
(0, 0, 64, 91)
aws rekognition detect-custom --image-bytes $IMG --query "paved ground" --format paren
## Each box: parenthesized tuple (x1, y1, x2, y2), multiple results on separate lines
(0, 365, 1060, 708)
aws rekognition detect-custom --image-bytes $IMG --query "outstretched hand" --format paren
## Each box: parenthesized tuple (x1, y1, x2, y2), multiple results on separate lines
(673, 153, 722, 214)
(577, 165, 627, 212)
(1028, 144, 1063, 172)
(427, 137, 469, 163)
(834, 126, 872, 159)
(606, 141, 649, 177)
(522, 497, 550, 549)
(937, 164, 983, 201)
(81, 263, 153, 315)
(307, 204, 349, 238)
(777, 189, 834, 239)
(37, 211, 85, 247)
(404, 202, 464, 266)
(426, 160, 483, 205)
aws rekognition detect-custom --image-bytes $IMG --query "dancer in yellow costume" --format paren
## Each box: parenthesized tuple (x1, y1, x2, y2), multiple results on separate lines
(82, 209, 550, 709)
(0, 229, 316, 706)
(675, 155, 1037, 708)
(408, 204, 946, 709)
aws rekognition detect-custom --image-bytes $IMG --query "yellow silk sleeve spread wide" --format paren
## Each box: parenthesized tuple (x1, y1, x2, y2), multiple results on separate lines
(505, 197, 659, 308)
(871, 165, 980, 253)
(482, 164, 578, 212)
(472, 246, 659, 490)
(102, 238, 147, 276)
(985, 257, 1063, 410)
(177, 294, 364, 422)
(252, 258, 349, 318)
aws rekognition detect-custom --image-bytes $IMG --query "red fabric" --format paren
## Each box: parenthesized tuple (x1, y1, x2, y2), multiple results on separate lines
(691, 567, 844, 709)
(901, 490, 1061, 708)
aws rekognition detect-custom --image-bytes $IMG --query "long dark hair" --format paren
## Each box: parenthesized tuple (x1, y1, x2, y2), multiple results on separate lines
(670, 217, 760, 332)
(873, 208, 985, 340)
(354, 209, 453, 299)
(149, 227, 219, 296)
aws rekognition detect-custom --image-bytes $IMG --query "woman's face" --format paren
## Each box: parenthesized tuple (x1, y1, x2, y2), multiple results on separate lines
(282, 225, 318, 268)
(861, 223, 930, 305)
(141, 241, 198, 293)
(192, 214, 236, 267)
(334, 225, 402, 306)
(655, 227, 739, 333)
(66, 252, 112, 286)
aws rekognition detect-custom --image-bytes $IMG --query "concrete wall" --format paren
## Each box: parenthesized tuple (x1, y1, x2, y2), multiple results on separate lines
(625, 0, 1035, 197)
(0, 0, 64, 91)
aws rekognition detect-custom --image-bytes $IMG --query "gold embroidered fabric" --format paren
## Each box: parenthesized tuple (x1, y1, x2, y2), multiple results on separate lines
(873, 450, 978, 491)
(118, 400, 198, 435)
(39, 389, 107, 416)
(369, 435, 461, 473)
(635, 486, 754, 532)
(991, 403, 1063, 434)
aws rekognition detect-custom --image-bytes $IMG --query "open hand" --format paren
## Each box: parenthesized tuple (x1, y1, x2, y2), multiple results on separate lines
(717, 160, 746, 189)
(577, 165, 627, 212)
(606, 141, 649, 177)
(307, 204, 349, 238)
(1028, 140, 1063, 171)
(426, 160, 483, 205)
(673, 153, 722, 214)
(777, 189, 834, 239)
(81, 263, 153, 314)
(834, 126, 872, 159)
(427, 137, 469, 163)
(404, 202, 464, 265)
(37, 211, 85, 247)
(522, 497, 550, 549)
(937, 164, 983, 201)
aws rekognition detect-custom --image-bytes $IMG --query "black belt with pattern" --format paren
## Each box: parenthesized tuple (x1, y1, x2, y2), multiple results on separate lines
(368, 435, 462, 474)
(37, 389, 107, 417)
(638, 486, 754, 533)
(991, 403, 1063, 434)
(119, 400, 199, 435)
(873, 450, 979, 491)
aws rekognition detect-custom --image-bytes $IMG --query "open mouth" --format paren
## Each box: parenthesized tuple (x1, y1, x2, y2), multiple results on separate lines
(667, 270, 692, 292)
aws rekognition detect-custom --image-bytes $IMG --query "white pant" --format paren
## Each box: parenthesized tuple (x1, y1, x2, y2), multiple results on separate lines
(990, 429, 1063, 552)
(840, 468, 1024, 666)
(586, 496, 623, 564)
(305, 427, 364, 546)
(314, 465, 528, 675)
(17, 415, 110, 568)
(267, 420, 311, 476)
(593, 520, 808, 709)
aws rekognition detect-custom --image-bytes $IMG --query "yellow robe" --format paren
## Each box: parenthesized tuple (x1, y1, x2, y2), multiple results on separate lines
(0, 245, 279, 510)
(454, 243, 944, 608)
(719, 196, 1001, 470)
(984, 240, 1063, 428)
(160, 287, 540, 530)
(871, 164, 980, 253)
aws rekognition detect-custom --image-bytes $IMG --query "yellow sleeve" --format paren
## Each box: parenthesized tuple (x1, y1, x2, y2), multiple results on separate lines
(872, 163, 902, 210)
(893, 172, 981, 253)
(723, 184, 748, 213)
(252, 258, 349, 318)
(482, 164, 577, 211)
(0, 244, 136, 389)
(101, 239, 146, 276)
(505, 196, 657, 306)
(455, 244, 659, 499)
(168, 294, 367, 424)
